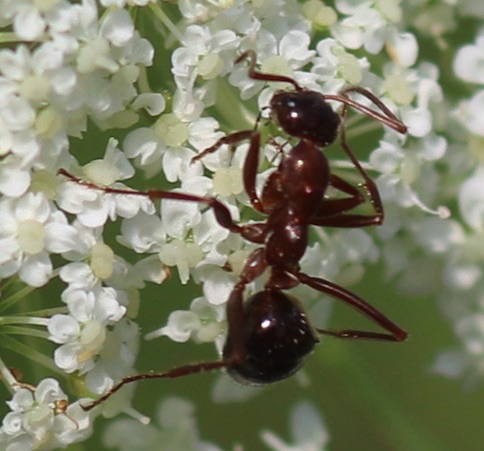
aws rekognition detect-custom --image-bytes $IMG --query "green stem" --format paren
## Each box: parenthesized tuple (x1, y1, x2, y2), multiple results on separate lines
(1, 325, 50, 339)
(0, 284, 37, 314)
(19, 306, 68, 317)
(0, 316, 49, 327)
(0, 335, 60, 374)
(0, 355, 18, 394)
(149, 2, 183, 43)
(0, 32, 20, 44)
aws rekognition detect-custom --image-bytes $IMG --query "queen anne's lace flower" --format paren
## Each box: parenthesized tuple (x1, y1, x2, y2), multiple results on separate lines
(0, 192, 78, 286)
(0, 378, 91, 449)
(48, 286, 127, 374)
(0, 0, 483, 448)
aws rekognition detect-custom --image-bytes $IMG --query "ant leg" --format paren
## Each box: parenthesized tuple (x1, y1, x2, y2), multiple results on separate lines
(58, 169, 267, 243)
(81, 359, 230, 411)
(310, 174, 383, 227)
(323, 89, 407, 134)
(191, 130, 256, 162)
(238, 51, 406, 132)
(314, 174, 365, 215)
(296, 271, 407, 342)
(340, 86, 406, 133)
(82, 249, 268, 411)
(310, 212, 382, 228)
(192, 130, 266, 213)
(236, 50, 302, 91)
(59, 169, 243, 234)
(224, 248, 267, 361)
(326, 102, 385, 224)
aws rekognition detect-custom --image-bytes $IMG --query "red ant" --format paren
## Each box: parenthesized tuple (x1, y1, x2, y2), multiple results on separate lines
(59, 50, 408, 410)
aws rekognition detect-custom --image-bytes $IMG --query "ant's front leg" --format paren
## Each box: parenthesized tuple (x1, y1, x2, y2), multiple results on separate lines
(339, 86, 407, 134)
(330, 103, 385, 225)
(58, 169, 267, 244)
(236, 50, 302, 91)
(192, 130, 266, 213)
(322, 86, 407, 225)
(296, 271, 407, 342)
(58, 169, 244, 234)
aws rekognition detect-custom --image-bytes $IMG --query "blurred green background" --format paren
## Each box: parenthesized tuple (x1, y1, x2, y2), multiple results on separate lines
(80, 263, 483, 450)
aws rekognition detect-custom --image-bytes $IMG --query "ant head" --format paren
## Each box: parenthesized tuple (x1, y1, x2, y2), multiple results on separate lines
(223, 289, 319, 385)
(270, 90, 341, 148)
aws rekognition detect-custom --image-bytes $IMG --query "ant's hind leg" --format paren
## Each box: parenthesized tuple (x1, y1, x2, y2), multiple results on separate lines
(296, 271, 407, 342)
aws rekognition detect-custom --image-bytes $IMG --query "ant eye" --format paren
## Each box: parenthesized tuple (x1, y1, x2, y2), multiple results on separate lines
(223, 290, 319, 385)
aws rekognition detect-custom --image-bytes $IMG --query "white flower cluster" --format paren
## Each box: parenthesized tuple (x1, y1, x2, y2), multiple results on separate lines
(430, 25, 484, 386)
(1, 0, 484, 448)
(0, 0, 163, 447)
(0, 378, 91, 450)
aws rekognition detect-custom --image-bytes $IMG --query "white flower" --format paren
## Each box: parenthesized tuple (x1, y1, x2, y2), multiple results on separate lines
(453, 90, 484, 136)
(0, 42, 71, 170)
(172, 24, 238, 86)
(59, 221, 117, 289)
(0, 155, 31, 198)
(48, 286, 126, 373)
(369, 131, 448, 219)
(332, 0, 403, 53)
(124, 107, 221, 181)
(146, 297, 226, 349)
(454, 29, 484, 84)
(0, 378, 91, 450)
(230, 30, 316, 101)
(458, 166, 484, 230)
(103, 397, 222, 450)
(0, 192, 78, 286)
(56, 3, 153, 125)
(386, 30, 418, 68)
(311, 38, 369, 92)
(261, 401, 329, 451)
(119, 171, 241, 287)
(57, 139, 155, 227)
(0, 0, 68, 41)
(432, 311, 484, 387)
(83, 317, 140, 399)
(120, 204, 204, 285)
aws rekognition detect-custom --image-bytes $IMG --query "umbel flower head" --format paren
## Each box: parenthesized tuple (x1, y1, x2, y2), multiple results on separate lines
(0, 0, 483, 449)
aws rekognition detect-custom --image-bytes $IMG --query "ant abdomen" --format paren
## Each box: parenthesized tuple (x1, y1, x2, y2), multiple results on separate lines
(223, 290, 319, 385)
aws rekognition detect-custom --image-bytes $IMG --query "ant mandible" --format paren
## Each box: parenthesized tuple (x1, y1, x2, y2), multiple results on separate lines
(59, 50, 408, 410)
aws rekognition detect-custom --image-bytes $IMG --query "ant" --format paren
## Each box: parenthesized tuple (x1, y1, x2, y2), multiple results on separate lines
(59, 50, 408, 410)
